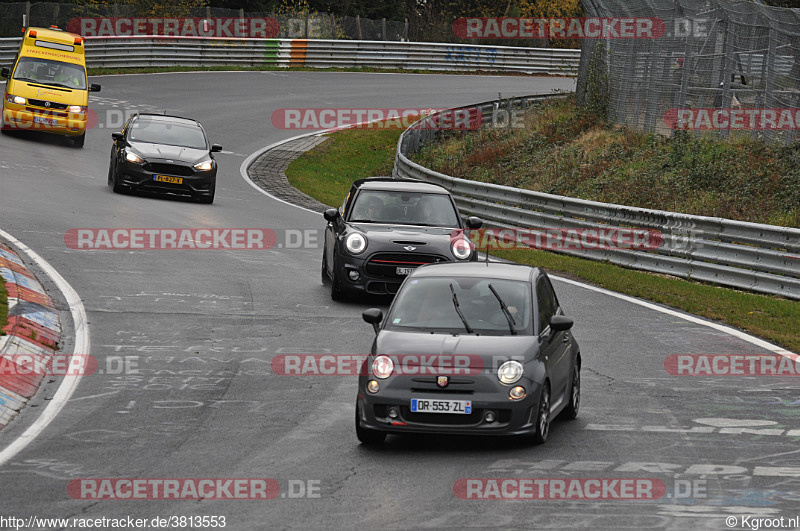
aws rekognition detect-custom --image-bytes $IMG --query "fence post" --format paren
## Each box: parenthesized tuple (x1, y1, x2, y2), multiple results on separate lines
(356, 15, 362, 40)
(382, 18, 386, 40)
(25, 1, 30, 29)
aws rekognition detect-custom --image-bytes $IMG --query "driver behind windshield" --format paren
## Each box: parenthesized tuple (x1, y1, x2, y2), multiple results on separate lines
(352, 195, 384, 222)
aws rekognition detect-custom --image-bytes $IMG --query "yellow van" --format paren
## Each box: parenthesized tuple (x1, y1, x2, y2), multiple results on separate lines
(1, 26, 100, 147)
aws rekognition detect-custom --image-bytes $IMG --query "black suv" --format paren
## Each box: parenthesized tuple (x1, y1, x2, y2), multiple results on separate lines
(322, 177, 482, 300)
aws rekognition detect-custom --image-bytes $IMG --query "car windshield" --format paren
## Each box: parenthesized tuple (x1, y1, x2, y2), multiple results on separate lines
(385, 277, 532, 335)
(129, 118, 207, 149)
(349, 190, 460, 227)
(13, 57, 86, 90)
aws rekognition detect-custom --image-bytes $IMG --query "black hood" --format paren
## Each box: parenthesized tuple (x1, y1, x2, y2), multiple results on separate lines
(129, 142, 208, 164)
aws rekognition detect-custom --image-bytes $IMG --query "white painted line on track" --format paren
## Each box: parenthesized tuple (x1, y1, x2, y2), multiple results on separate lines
(549, 275, 797, 358)
(241, 133, 797, 359)
(0, 229, 90, 467)
(239, 130, 328, 216)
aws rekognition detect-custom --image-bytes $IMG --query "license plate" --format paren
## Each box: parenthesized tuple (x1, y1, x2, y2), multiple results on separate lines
(33, 116, 57, 125)
(396, 267, 414, 276)
(154, 175, 183, 184)
(411, 398, 471, 414)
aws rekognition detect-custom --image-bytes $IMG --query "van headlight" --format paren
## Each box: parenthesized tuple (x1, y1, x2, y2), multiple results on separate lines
(345, 233, 367, 254)
(67, 105, 87, 114)
(193, 160, 214, 171)
(6, 94, 25, 105)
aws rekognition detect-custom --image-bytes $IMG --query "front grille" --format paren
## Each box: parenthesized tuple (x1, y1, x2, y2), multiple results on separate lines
(27, 99, 68, 110)
(401, 406, 482, 425)
(26, 107, 67, 117)
(374, 404, 512, 426)
(366, 252, 449, 279)
(144, 163, 194, 177)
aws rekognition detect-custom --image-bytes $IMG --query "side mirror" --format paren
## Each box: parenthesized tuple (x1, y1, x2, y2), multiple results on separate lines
(1, 67, 9, 79)
(210, 144, 222, 153)
(549, 315, 573, 332)
(323, 208, 341, 223)
(89, 84, 101, 92)
(466, 216, 483, 229)
(111, 132, 124, 142)
(362, 308, 383, 335)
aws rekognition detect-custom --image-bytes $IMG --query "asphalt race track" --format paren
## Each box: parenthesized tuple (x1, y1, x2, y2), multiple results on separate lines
(1, 72, 798, 530)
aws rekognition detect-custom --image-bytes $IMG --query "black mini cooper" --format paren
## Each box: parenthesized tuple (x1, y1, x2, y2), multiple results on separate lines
(356, 261, 581, 445)
(322, 177, 482, 300)
(108, 113, 221, 204)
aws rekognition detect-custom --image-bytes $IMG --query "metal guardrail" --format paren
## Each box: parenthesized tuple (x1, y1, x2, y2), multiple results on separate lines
(0, 37, 580, 74)
(393, 94, 800, 300)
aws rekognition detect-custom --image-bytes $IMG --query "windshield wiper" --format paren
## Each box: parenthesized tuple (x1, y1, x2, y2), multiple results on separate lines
(449, 283, 474, 334)
(488, 283, 517, 335)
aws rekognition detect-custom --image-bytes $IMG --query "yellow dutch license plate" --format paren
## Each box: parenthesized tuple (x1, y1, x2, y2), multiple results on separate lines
(154, 175, 183, 184)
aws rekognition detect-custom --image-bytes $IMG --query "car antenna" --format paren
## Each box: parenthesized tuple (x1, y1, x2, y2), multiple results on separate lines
(484, 229, 492, 263)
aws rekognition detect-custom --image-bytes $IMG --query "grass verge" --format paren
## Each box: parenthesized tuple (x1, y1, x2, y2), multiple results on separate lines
(285, 125, 402, 208)
(284, 118, 800, 354)
(413, 95, 800, 227)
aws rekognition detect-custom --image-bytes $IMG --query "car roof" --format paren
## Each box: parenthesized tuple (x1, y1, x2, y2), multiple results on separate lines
(409, 261, 540, 282)
(132, 113, 202, 127)
(354, 177, 450, 194)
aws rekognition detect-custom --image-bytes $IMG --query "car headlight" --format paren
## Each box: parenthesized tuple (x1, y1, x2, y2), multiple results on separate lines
(372, 355, 394, 379)
(67, 105, 87, 114)
(125, 151, 143, 163)
(451, 236, 472, 260)
(345, 232, 367, 254)
(497, 360, 524, 384)
(6, 94, 25, 105)
(193, 160, 214, 171)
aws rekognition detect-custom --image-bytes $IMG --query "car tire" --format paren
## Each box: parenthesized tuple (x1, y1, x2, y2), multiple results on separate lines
(73, 133, 85, 148)
(321, 249, 330, 285)
(330, 251, 345, 301)
(198, 184, 215, 204)
(532, 383, 550, 445)
(561, 364, 580, 420)
(355, 404, 385, 445)
(111, 163, 126, 194)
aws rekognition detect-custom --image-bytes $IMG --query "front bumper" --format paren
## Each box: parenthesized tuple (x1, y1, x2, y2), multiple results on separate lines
(117, 160, 216, 200)
(357, 374, 542, 436)
(335, 251, 457, 296)
(2, 107, 86, 136)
